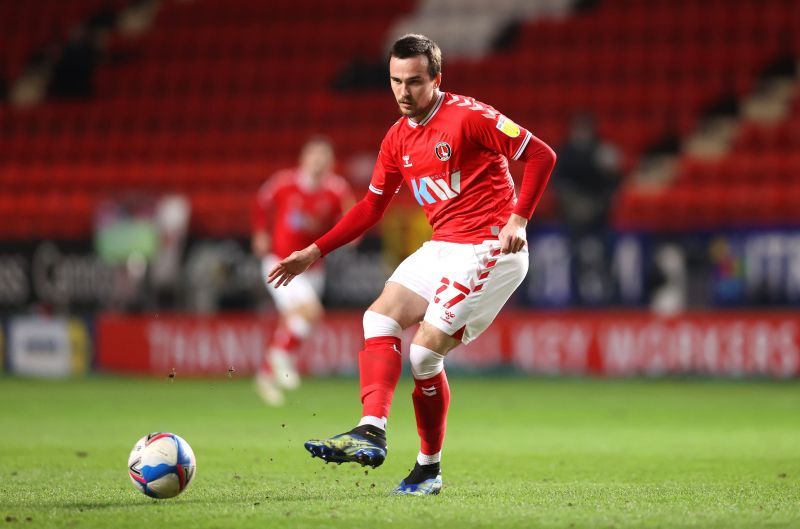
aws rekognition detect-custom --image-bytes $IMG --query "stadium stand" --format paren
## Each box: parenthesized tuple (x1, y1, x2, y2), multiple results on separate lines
(0, 0, 797, 238)
(387, 0, 576, 58)
(0, 0, 125, 79)
(614, 87, 800, 232)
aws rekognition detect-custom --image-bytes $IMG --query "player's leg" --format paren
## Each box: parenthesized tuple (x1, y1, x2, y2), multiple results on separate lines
(303, 282, 428, 467)
(305, 244, 437, 467)
(257, 256, 323, 405)
(394, 241, 529, 495)
(357, 281, 429, 429)
(267, 300, 321, 390)
(392, 321, 458, 496)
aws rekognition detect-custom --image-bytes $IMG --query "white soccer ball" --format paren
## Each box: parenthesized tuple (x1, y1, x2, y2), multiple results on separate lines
(127, 432, 196, 499)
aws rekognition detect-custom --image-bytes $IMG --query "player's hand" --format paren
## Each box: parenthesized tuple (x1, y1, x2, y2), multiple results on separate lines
(267, 244, 322, 288)
(498, 213, 528, 254)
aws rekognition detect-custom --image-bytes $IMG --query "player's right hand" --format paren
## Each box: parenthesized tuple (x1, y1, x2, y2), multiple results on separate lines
(267, 244, 322, 288)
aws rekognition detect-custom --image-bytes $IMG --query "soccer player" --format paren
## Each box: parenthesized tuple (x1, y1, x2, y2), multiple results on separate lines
(268, 34, 556, 494)
(252, 136, 353, 405)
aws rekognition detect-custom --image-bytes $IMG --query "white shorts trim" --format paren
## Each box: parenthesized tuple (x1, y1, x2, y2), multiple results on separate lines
(387, 240, 528, 344)
(262, 255, 324, 312)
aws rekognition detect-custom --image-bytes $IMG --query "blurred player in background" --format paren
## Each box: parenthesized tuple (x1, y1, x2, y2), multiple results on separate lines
(269, 34, 556, 494)
(252, 136, 353, 405)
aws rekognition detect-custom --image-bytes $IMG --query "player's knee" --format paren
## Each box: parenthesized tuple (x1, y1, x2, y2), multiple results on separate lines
(363, 310, 402, 340)
(409, 344, 444, 380)
(297, 300, 324, 322)
(288, 300, 322, 324)
(285, 313, 312, 339)
(415, 321, 460, 354)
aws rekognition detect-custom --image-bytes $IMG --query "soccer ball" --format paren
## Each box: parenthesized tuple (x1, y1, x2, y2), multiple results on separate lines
(127, 432, 196, 499)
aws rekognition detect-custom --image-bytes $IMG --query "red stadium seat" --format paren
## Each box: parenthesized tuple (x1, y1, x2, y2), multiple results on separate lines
(2, 0, 797, 236)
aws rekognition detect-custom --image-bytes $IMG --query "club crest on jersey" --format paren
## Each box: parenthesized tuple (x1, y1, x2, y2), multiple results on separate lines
(496, 116, 521, 138)
(434, 141, 452, 161)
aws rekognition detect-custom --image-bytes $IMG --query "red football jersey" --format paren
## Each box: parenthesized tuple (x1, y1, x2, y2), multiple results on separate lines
(252, 169, 352, 258)
(369, 91, 535, 243)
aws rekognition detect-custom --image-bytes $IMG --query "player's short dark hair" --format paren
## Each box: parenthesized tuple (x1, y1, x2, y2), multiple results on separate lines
(389, 34, 442, 79)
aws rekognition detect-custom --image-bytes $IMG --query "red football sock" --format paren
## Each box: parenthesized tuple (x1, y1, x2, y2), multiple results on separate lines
(359, 336, 402, 421)
(412, 370, 450, 456)
(271, 324, 303, 352)
(260, 324, 303, 372)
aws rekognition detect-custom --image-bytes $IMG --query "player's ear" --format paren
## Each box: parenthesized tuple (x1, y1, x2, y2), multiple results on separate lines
(434, 73, 442, 89)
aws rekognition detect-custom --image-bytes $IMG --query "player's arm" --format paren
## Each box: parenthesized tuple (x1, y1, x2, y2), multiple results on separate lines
(268, 144, 402, 288)
(499, 136, 556, 253)
(465, 109, 557, 253)
(266, 190, 395, 287)
(339, 184, 357, 212)
(337, 182, 363, 247)
(251, 230, 270, 257)
(251, 184, 273, 257)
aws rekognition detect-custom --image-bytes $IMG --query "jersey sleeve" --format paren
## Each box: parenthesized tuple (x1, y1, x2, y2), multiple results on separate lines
(514, 135, 557, 219)
(337, 191, 355, 216)
(464, 104, 533, 161)
(251, 180, 276, 232)
(314, 188, 394, 256)
(368, 132, 404, 197)
(314, 131, 404, 256)
(326, 175, 356, 216)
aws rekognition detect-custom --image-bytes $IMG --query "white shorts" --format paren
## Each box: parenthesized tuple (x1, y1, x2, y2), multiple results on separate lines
(387, 240, 528, 344)
(262, 255, 324, 313)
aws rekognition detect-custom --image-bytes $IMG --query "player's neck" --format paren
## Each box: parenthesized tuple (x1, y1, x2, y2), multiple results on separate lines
(298, 170, 322, 191)
(409, 89, 441, 124)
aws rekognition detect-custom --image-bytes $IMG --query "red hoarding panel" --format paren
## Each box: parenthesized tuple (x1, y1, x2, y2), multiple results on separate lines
(508, 313, 800, 378)
(96, 312, 800, 378)
(97, 313, 362, 377)
(97, 315, 155, 374)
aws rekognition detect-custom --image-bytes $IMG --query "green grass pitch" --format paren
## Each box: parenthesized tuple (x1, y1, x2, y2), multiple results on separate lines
(0, 375, 798, 528)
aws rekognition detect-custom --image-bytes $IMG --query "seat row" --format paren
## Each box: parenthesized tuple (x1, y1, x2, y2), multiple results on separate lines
(614, 184, 800, 232)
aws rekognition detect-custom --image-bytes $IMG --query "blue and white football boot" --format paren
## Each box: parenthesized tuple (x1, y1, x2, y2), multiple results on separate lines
(392, 462, 442, 496)
(304, 425, 387, 468)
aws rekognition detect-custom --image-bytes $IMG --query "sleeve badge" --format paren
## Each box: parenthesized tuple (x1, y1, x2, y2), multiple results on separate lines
(496, 116, 521, 138)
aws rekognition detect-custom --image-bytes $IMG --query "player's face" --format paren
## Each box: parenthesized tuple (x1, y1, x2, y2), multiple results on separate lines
(389, 55, 441, 121)
(300, 142, 334, 179)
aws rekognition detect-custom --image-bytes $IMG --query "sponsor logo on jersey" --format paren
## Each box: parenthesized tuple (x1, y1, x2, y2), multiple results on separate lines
(434, 141, 452, 161)
(496, 115, 521, 138)
(411, 170, 461, 206)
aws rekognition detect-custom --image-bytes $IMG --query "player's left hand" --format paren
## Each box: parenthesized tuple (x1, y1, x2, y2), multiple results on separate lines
(498, 213, 528, 254)
(267, 244, 322, 288)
